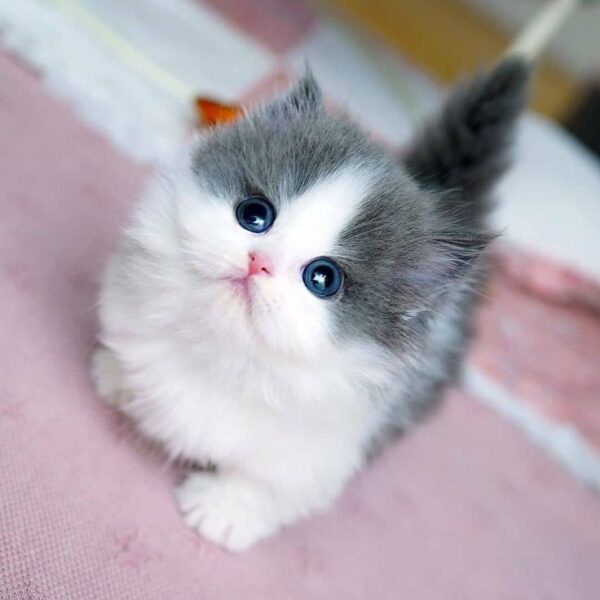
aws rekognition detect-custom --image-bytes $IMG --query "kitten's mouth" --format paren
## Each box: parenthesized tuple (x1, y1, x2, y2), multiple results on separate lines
(229, 276, 254, 302)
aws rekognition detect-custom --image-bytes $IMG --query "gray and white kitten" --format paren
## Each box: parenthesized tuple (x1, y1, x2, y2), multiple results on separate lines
(92, 59, 529, 551)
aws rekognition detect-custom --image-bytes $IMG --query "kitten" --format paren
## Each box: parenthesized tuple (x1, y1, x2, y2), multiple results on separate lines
(92, 59, 529, 551)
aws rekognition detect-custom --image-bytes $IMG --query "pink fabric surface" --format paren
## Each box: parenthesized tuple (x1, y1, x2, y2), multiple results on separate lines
(2, 51, 600, 599)
(496, 244, 600, 315)
(471, 269, 600, 450)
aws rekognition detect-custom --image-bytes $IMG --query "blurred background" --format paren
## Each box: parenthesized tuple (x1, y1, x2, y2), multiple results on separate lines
(1, 1, 599, 598)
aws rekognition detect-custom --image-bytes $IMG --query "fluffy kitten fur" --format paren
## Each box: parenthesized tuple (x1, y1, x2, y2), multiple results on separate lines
(92, 59, 529, 551)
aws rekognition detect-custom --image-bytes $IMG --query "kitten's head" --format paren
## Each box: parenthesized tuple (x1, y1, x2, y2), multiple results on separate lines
(162, 63, 527, 357)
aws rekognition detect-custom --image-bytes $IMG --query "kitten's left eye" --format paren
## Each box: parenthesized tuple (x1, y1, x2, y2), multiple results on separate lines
(303, 258, 344, 298)
(236, 196, 275, 233)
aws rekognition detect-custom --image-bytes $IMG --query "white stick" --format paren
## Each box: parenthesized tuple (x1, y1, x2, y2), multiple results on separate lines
(506, 0, 582, 62)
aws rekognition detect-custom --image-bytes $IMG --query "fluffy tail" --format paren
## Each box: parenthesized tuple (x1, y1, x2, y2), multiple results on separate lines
(403, 0, 584, 225)
(404, 58, 530, 224)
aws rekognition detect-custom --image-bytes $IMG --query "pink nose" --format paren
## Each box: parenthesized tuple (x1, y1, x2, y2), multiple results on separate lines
(248, 252, 273, 277)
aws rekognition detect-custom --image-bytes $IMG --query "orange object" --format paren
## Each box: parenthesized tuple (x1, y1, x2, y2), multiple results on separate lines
(195, 97, 243, 127)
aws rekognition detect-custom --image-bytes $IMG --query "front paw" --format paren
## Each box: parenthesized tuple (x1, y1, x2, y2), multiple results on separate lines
(175, 472, 278, 552)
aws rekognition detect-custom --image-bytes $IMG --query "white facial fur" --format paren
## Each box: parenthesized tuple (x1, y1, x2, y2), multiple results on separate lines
(146, 154, 374, 356)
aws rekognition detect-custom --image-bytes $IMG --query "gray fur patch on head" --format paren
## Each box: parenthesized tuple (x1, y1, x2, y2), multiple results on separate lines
(333, 175, 433, 347)
(192, 73, 383, 209)
(332, 171, 492, 349)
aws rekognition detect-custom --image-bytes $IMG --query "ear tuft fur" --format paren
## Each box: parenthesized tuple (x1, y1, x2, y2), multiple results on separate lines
(265, 70, 323, 119)
(288, 69, 323, 111)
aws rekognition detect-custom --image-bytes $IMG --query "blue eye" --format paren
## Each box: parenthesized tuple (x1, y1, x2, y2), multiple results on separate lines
(303, 258, 344, 298)
(236, 196, 275, 233)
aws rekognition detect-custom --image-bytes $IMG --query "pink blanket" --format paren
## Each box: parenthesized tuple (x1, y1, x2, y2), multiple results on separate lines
(1, 33, 600, 600)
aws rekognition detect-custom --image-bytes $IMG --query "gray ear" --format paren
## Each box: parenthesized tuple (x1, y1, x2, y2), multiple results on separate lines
(266, 71, 323, 118)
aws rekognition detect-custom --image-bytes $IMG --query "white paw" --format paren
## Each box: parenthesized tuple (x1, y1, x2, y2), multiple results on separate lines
(175, 472, 278, 552)
(90, 345, 130, 407)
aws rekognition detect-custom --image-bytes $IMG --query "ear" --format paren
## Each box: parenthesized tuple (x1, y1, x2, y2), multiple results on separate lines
(265, 70, 323, 118)
(403, 58, 530, 226)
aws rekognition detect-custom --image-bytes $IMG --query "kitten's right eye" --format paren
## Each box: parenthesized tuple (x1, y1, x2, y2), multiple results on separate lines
(303, 258, 344, 298)
(236, 196, 275, 233)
